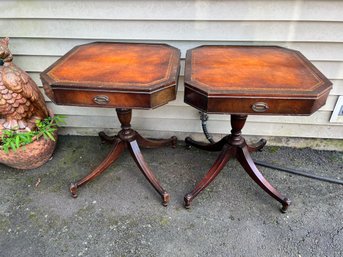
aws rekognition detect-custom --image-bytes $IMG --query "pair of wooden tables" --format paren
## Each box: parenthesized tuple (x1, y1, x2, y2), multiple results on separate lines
(41, 43, 332, 212)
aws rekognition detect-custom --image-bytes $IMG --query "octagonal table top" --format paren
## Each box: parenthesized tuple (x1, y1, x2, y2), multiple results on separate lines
(185, 46, 332, 97)
(40, 42, 180, 109)
(184, 46, 332, 115)
(41, 42, 180, 93)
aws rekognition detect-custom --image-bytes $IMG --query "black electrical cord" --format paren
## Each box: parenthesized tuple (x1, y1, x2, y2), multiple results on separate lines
(254, 160, 343, 185)
(200, 112, 215, 144)
(199, 111, 343, 185)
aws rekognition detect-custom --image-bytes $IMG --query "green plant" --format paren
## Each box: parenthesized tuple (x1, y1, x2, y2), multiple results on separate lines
(0, 115, 66, 154)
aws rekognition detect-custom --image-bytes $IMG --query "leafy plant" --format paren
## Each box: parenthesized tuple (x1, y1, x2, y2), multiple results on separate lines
(1, 115, 66, 154)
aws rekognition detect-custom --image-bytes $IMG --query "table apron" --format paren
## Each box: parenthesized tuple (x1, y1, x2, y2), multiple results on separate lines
(184, 87, 329, 115)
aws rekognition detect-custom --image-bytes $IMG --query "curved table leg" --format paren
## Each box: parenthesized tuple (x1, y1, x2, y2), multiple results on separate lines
(99, 131, 119, 143)
(70, 140, 125, 198)
(236, 145, 291, 213)
(185, 135, 229, 152)
(184, 145, 233, 208)
(136, 132, 177, 149)
(247, 138, 267, 153)
(128, 140, 170, 206)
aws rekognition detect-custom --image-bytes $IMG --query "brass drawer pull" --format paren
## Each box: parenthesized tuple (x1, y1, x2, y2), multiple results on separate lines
(93, 95, 109, 105)
(252, 102, 269, 112)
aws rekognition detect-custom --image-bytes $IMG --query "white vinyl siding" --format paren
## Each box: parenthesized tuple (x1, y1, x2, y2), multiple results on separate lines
(1, 0, 342, 139)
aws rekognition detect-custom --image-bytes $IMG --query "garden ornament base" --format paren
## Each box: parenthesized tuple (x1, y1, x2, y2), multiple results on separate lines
(0, 131, 57, 170)
(0, 109, 58, 170)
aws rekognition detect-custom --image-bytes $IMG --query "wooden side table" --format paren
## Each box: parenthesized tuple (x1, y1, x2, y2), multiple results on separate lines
(184, 46, 332, 212)
(41, 42, 180, 206)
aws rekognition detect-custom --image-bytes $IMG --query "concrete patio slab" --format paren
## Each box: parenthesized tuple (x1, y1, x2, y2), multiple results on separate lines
(0, 136, 342, 257)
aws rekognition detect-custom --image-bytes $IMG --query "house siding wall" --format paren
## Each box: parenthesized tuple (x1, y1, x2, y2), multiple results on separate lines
(1, 0, 342, 139)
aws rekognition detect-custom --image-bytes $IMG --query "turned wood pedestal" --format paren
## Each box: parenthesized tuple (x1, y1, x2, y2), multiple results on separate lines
(41, 42, 180, 206)
(185, 114, 291, 212)
(70, 108, 176, 206)
(184, 45, 332, 212)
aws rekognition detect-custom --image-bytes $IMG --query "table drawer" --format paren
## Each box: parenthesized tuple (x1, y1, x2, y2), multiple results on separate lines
(43, 83, 177, 109)
(53, 89, 150, 108)
(184, 87, 329, 115)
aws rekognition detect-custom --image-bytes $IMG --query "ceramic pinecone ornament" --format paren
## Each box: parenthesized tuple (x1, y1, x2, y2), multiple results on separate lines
(0, 37, 49, 133)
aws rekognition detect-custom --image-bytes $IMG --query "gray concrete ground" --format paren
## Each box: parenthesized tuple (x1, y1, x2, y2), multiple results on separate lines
(0, 135, 342, 257)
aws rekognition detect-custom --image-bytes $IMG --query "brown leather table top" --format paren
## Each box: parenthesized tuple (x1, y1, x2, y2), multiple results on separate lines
(184, 46, 332, 114)
(185, 46, 331, 97)
(42, 42, 180, 92)
(40, 43, 180, 109)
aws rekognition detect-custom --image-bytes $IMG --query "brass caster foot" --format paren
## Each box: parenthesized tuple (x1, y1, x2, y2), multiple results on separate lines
(70, 183, 78, 198)
(162, 192, 170, 207)
(280, 198, 291, 213)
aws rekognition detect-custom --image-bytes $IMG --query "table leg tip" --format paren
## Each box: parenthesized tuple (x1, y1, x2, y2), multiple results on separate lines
(184, 194, 192, 208)
(185, 136, 192, 143)
(70, 183, 78, 198)
(171, 136, 177, 148)
(162, 192, 170, 207)
(258, 138, 267, 151)
(280, 198, 291, 213)
(184, 137, 194, 150)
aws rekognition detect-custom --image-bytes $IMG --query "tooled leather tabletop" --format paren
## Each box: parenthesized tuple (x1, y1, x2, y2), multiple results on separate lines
(185, 46, 332, 97)
(42, 42, 180, 92)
